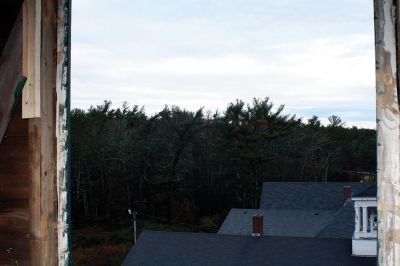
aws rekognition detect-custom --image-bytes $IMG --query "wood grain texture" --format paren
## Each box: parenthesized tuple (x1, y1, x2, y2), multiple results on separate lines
(374, 0, 400, 264)
(0, 11, 23, 144)
(28, 0, 59, 264)
(56, 0, 72, 264)
(0, 234, 30, 266)
(0, 100, 30, 265)
(22, 0, 41, 119)
(0, 1, 67, 263)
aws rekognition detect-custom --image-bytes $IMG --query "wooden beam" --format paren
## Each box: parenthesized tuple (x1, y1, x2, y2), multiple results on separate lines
(56, 0, 72, 264)
(374, 0, 400, 264)
(22, 0, 41, 119)
(0, 11, 25, 144)
(28, 0, 58, 264)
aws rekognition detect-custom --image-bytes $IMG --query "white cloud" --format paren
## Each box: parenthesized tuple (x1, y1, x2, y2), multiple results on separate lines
(71, 0, 376, 126)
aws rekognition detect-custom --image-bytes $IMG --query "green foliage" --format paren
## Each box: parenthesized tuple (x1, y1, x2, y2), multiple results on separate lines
(199, 216, 219, 232)
(71, 98, 376, 228)
(328, 115, 345, 128)
(73, 218, 191, 265)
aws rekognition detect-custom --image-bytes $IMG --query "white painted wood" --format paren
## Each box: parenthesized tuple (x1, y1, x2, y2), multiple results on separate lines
(355, 206, 361, 237)
(358, 231, 378, 238)
(352, 197, 378, 201)
(352, 239, 377, 257)
(55, 0, 71, 264)
(374, 0, 400, 264)
(362, 207, 368, 233)
(354, 200, 377, 208)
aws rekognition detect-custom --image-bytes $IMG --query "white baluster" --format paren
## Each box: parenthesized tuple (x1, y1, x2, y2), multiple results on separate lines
(362, 206, 368, 233)
(354, 206, 360, 238)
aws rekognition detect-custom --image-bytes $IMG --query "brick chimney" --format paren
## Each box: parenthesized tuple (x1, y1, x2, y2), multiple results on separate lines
(343, 185, 351, 202)
(252, 214, 263, 237)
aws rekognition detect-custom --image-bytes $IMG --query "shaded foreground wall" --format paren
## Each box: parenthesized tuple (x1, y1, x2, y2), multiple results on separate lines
(0, 0, 71, 265)
(0, 102, 29, 264)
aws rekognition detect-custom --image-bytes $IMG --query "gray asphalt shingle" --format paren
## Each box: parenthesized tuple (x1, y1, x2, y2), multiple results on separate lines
(260, 182, 371, 210)
(123, 230, 376, 266)
(123, 182, 378, 264)
(220, 182, 375, 239)
(353, 185, 377, 198)
(218, 208, 336, 237)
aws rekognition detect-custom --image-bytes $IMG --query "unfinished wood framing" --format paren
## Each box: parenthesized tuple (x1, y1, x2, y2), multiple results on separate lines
(28, 0, 61, 264)
(22, 0, 41, 119)
(0, 0, 71, 264)
(374, 0, 400, 264)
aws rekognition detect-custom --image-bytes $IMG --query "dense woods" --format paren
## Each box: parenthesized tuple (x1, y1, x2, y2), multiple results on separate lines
(71, 98, 376, 229)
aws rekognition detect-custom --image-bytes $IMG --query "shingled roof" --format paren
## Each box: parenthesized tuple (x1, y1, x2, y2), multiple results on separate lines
(316, 200, 357, 239)
(123, 182, 377, 264)
(260, 182, 371, 210)
(353, 185, 377, 198)
(218, 208, 336, 237)
(123, 231, 376, 266)
(220, 182, 375, 239)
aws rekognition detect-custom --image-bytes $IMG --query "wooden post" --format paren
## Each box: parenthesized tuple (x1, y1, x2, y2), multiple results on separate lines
(56, 0, 72, 264)
(0, 0, 70, 264)
(28, 0, 59, 264)
(374, 0, 400, 264)
(22, 0, 41, 118)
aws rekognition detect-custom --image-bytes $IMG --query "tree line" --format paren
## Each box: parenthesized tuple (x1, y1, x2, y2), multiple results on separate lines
(71, 98, 376, 228)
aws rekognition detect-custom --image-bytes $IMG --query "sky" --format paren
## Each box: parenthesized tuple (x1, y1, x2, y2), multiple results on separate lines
(72, 0, 376, 128)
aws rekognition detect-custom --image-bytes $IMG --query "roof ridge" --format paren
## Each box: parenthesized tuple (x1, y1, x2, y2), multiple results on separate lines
(315, 200, 353, 238)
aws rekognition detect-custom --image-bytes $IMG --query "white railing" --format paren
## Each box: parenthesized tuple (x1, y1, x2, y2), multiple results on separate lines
(354, 200, 377, 239)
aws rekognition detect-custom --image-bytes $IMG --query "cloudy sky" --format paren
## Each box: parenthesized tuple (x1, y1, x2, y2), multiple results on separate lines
(72, 0, 376, 128)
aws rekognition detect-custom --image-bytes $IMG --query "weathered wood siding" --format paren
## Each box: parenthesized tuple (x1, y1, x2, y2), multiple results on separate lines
(374, 0, 400, 264)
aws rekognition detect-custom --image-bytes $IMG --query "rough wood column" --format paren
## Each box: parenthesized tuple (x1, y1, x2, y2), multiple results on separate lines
(28, 0, 59, 264)
(56, 0, 72, 264)
(374, 0, 400, 264)
(22, 0, 41, 119)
